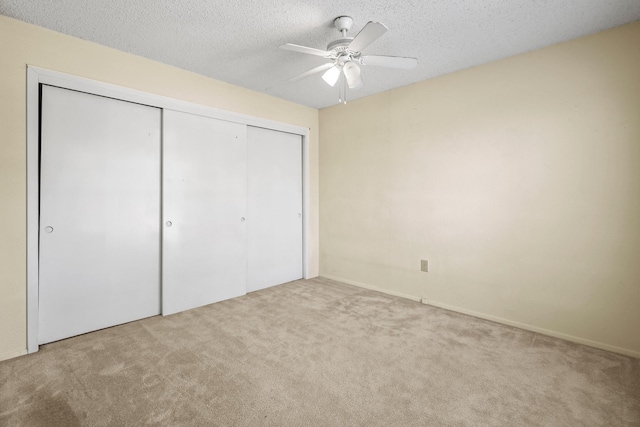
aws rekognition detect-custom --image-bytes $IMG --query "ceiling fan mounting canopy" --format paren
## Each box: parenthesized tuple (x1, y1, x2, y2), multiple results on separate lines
(333, 16, 354, 33)
(280, 15, 418, 103)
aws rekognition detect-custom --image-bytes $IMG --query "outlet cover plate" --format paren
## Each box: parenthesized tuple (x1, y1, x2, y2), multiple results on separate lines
(421, 259, 428, 272)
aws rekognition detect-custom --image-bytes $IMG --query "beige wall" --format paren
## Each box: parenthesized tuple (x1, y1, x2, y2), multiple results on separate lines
(0, 16, 319, 361)
(320, 22, 640, 356)
(3, 15, 638, 361)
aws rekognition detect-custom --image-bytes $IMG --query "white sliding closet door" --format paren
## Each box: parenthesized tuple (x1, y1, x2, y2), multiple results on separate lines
(247, 126, 303, 292)
(163, 110, 247, 315)
(39, 85, 161, 344)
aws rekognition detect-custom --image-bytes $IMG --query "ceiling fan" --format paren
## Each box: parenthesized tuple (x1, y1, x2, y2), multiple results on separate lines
(280, 16, 418, 103)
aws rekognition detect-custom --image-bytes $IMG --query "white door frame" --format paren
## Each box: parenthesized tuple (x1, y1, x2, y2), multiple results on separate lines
(26, 66, 311, 353)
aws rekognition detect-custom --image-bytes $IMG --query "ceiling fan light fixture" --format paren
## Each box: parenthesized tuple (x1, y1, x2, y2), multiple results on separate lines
(322, 65, 341, 87)
(343, 61, 363, 89)
(281, 16, 418, 104)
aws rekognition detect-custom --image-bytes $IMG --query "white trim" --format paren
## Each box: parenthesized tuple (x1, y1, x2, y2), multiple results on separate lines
(27, 65, 311, 353)
(28, 66, 309, 135)
(321, 274, 422, 303)
(302, 134, 310, 279)
(322, 274, 640, 359)
(0, 349, 28, 361)
(423, 299, 640, 359)
(26, 67, 40, 353)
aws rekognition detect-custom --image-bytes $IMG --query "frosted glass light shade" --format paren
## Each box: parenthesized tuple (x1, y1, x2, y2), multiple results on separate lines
(322, 66, 341, 87)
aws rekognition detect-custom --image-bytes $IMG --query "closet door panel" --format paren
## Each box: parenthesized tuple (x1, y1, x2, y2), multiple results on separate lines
(163, 110, 247, 315)
(39, 85, 161, 344)
(247, 127, 303, 292)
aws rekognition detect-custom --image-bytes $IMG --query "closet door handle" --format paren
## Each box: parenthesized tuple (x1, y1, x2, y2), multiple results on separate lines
(44, 226, 54, 233)
(165, 221, 172, 227)
(240, 217, 246, 222)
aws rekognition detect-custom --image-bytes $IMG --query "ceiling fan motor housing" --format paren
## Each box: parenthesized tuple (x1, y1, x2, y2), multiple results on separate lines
(327, 38, 354, 52)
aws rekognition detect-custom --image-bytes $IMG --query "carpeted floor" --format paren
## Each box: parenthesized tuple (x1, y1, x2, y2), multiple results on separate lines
(1, 277, 638, 426)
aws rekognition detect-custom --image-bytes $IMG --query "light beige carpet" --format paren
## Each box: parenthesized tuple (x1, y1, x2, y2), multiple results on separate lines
(1, 277, 638, 426)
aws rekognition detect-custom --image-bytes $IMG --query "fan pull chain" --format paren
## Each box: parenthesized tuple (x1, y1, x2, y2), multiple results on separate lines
(343, 74, 348, 104)
(338, 71, 348, 104)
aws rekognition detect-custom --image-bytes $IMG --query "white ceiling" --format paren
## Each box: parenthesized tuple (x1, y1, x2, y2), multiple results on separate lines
(2, 0, 640, 109)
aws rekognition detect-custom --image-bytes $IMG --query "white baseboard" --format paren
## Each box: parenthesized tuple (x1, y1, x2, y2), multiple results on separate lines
(320, 275, 640, 359)
(424, 299, 640, 359)
(0, 348, 28, 362)
(322, 274, 422, 303)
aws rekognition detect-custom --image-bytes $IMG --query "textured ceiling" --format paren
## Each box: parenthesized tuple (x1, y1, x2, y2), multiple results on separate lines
(2, 0, 640, 109)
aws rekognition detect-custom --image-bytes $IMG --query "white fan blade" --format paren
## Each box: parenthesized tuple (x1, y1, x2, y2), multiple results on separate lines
(348, 22, 388, 52)
(360, 55, 418, 70)
(343, 62, 363, 89)
(289, 62, 335, 82)
(280, 43, 331, 57)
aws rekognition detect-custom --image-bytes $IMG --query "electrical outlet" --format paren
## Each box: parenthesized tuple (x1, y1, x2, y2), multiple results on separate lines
(420, 259, 428, 272)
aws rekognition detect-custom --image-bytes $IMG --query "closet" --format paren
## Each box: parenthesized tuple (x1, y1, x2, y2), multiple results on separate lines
(39, 86, 162, 344)
(37, 85, 304, 345)
(162, 110, 248, 315)
(247, 126, 303, 292)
